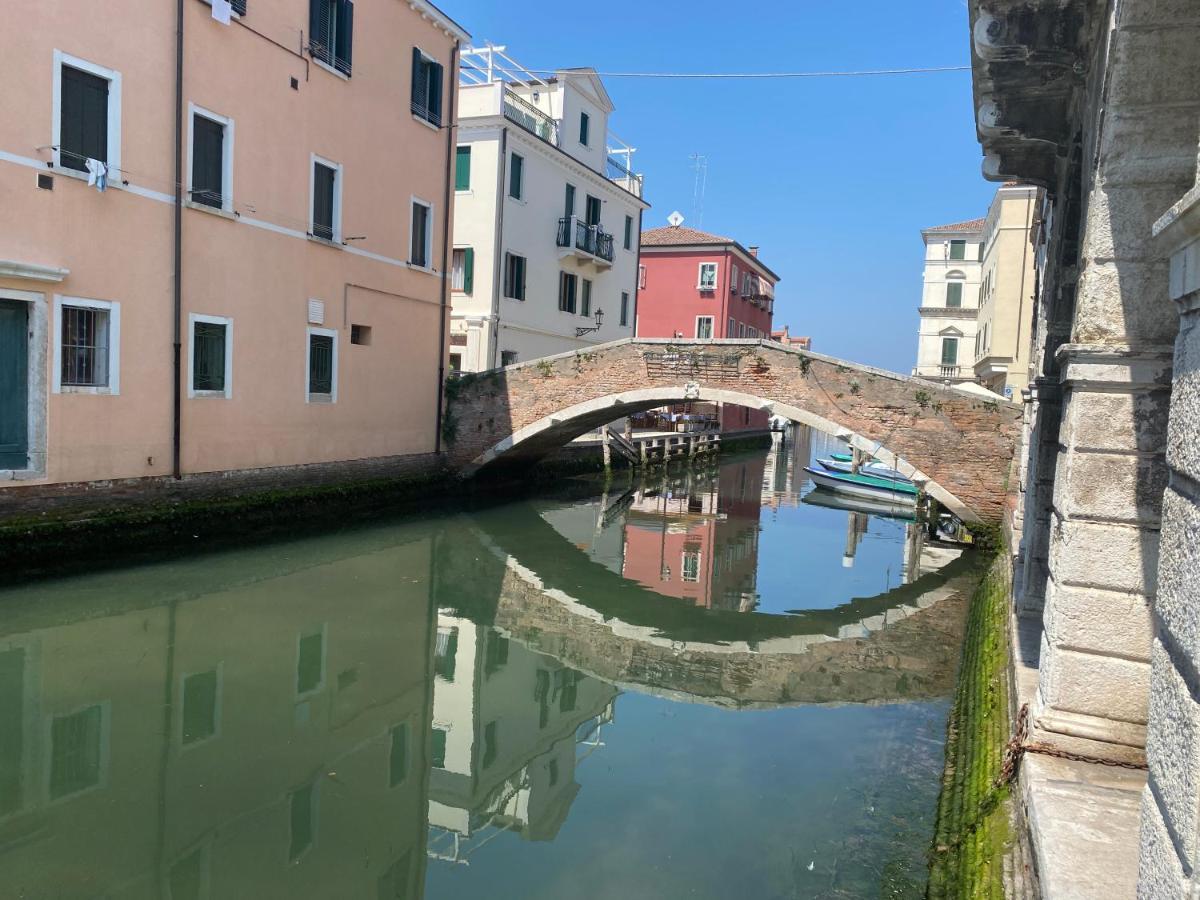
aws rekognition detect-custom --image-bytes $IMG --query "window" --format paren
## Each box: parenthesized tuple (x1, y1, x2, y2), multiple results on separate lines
(501, 350, 518, 367)
(978, 242, 986, 261)
(585, 195, 601, 226)
(410, 199, 432, 268)
(620, 292, 630, 327)
(189, 106, 232, 211)
(434, 627, 458, 681)
(55, 297, 119, 394)
(306, 328, 337, 402)
(509, 153, 524, 200)
(682, 548, 701, 583)
(557, 670, 578, 713)
(624, 215, 633, 250)
(579, 111, 590, 146)
(310, 0, 354, 77)
(451, 247, 474, 293)
(698, 263, 718, 291)
(448, 352, 462, 373)
(454, 146, 470, 191)
(431, 727, 448, 769)
(482, 721, 498, 769)
(168, 845, 210, 900)
(188, 314, 232, 398)
(350, 324, 371, 345)
(564, 183, 576, 218)
(310, 156, 341, 242)
(54, 52, 120, 176)
(548, 758, 560, 787)
(696, 316, 714, 339)
(558, 272, 578, 313)
(949, 240, 966, 260)
(182, 669, 219, 746)
(289, 781, 318, 860)
(743, 272, 753, 296)
(946, 282, 963, 308)
(388, 723, 409, 787)
(728, 317, 736, 336)
(580, 279, 592, 317)
(941, 337, 959, 366)
(638, 265, 646, 289)
(49, 705, 104, 800)
(503, 253, 526, 301)
(739, 323, 747, 338)
(731, 265, 739, 294)
(484, 634, 509, 677)
(296, 629, 325, 695)
(410, 47, 443, 125)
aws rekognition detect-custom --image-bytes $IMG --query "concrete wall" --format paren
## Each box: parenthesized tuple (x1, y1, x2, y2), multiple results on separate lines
(0, 0, 462, 488)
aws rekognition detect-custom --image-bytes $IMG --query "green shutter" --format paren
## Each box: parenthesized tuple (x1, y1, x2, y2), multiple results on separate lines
(941, 338, 959, 366)
(946, 283, 963, 308)
(0, 302, 29, 469)
(193, 322, 226, 391)
(463, 247, 474, 294)
(455, 146, 470, 191)
(509, 154, 522, 199)
(389, 724, 409, 787)
(580, 112, 589, 145)
(949, 240, 966, 260)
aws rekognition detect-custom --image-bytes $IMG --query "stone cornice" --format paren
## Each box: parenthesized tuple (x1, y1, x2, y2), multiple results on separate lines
(0, 260, 69, 283)
(918, 307, 978, 319)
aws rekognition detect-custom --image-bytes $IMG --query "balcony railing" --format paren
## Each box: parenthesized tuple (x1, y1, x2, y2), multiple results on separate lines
(556, 217, 615, 263)
(606, 153, 644, 198)
(939, 365, 961, 378)
(502, 87, 558, 144)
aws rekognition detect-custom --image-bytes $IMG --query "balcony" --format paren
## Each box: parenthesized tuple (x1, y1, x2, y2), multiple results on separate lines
(502, 87, 558, 144)
(557, 217, 614, 266)
(606, 152, 644, 199)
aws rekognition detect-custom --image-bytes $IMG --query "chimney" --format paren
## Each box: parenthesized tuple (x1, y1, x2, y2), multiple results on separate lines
(748, 246, 759, 257)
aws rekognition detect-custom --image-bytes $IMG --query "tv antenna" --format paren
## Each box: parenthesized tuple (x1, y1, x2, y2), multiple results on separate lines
(689, 153, 708, 227)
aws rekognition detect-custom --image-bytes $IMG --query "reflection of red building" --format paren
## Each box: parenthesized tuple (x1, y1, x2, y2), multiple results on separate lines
(637, 223, 780, 434)
(619, 457, 766, 610)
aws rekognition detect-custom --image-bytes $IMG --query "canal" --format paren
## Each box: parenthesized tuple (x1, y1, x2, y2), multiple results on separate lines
(0, 428, 979, 899)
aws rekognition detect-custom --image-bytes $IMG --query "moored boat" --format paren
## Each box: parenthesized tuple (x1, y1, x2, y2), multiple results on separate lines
(817, 457, 912, 484)
(803, 466, 919, 504)
(801, 487, 917, 521)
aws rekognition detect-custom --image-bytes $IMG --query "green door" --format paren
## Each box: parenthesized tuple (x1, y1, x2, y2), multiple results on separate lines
(0, 301, 29, 470)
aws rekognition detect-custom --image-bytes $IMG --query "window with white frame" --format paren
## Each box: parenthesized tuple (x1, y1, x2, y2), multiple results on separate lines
(55, 297, 119, 394)
(188, 314, 233, 398)
(188, 105, 233, 211)
(697, 263, 718, 291)
(451, 247, 474, 293)
(410, 199, 433, 268)
(310, 155, 342, 242)
(306, 327, 337, 402)
(681, 547, 701, 583)
(504, 253, 526, 301)
(48, 704, 107, 800)
(731, 265, 739, 294)
(53, 51, 121, 177)
(739, 323, 747, 338)
(181, 667, 221, 746)
(728, 317, 736, 336)
(696, 316, 714, 339)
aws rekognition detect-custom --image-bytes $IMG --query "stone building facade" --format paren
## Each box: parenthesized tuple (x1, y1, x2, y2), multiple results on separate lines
(967, 0, 1200, 892)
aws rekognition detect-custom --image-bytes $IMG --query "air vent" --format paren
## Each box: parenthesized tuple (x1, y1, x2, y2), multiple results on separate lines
(307, 299, 325, 325)
(37, 173, 53, 190)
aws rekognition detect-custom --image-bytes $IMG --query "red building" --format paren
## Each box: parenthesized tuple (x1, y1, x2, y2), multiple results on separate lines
(636, 223, 780, 433)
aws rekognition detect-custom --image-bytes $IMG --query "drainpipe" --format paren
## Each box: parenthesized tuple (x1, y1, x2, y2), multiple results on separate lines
(632, 207, 644, 336)
(434, 41, 459, 454)
(172, 0, 184, 479)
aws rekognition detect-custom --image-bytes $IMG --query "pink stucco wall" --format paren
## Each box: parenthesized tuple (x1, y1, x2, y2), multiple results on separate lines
(0, 0, 462, 487)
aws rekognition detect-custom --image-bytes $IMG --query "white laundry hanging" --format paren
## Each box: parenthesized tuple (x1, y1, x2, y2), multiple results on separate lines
(211, 0, 232, 24)
(84, 158, 108, 192)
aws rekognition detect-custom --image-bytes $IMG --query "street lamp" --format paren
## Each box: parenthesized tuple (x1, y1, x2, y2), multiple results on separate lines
(576, 308, 604, 337)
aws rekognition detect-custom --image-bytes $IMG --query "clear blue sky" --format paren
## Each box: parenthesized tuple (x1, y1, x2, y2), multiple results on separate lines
(444, 0, 996, 373)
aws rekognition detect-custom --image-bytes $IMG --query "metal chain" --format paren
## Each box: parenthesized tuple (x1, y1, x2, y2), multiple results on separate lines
(997, 703, 1146, 787)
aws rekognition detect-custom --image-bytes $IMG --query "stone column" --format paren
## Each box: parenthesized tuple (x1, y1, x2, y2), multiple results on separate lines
(1015, 377, 1062, 619)
(1138, 154, 1200, 897)
(1031, 0, 1197, 764)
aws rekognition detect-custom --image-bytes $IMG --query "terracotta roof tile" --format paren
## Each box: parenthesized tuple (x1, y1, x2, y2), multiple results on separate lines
(641, 225, 734, 246)
(922, 217, 985, 235)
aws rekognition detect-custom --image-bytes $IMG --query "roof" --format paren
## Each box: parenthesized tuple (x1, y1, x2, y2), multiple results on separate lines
(922, 217, 985, 235)
(640, 225, 781, 281)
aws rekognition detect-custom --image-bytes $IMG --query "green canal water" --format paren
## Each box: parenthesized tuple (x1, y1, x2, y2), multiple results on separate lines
(0, 430, 975, 899)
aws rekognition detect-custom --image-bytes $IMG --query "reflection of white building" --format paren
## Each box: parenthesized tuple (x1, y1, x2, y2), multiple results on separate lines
(912, 219, 984, 383)
(427, 615, 616, 865)
(449, 46, 648, 372)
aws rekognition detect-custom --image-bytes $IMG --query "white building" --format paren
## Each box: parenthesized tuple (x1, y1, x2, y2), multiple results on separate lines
(449, 46, 649, 372)
(912, 218, 984, 383)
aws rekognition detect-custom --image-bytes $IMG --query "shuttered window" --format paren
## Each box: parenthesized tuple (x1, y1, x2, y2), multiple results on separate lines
(580, 279, 592, 317)
(585, 195, 601, 226)
(410, 201, 431, 268)
(454, 146, 470, 191)
(308, 334, 334, 396)
(451, 248, 474, 294)
(191, 114, 224, 208)
(624, 215, 633, 250)
(49, 706, 102, 799)
(509, 154, 524, 200)
(504, 254, 526, 301)
(182, 670, 218, 745)
(564, 184, 575, 218)
(949, 240, 966, 260)
(941, 337, 959, 366)
(946, 282, 963, 308)
(312, 161, 336, 240)
(388, 723, 409, 787)
(309, 0, 353, 76)
(431, 728, 448, 769)
(579, 112, 590, 146)
(59, 65, 108, 172)
(558, 273, 577, 313)
(411, 48, 443, 125)
(621, 292, 630, 327)
(192, 321, 227, 392)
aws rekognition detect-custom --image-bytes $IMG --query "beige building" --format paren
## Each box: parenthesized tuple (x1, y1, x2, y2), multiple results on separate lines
(0, 0, 467, 491)
(913, 217, 984, 383)
(972, 183, 1038, 397)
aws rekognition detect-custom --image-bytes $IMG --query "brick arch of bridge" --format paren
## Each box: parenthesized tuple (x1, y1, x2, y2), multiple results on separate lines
(445, 340, 1022, 524)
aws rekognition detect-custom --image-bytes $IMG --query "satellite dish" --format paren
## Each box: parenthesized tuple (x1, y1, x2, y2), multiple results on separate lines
(667, 211, 685, 227)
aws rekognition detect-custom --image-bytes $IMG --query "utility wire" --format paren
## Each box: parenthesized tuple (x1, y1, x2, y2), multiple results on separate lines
(523, 65, 970, 79)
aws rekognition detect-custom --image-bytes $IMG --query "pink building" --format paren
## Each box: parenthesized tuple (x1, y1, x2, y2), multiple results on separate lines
(636, 223, 780, 433)
(0, 0, 467, 494)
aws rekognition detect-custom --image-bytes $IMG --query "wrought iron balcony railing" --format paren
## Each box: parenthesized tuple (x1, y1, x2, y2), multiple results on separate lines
(556, 217, 615, 263)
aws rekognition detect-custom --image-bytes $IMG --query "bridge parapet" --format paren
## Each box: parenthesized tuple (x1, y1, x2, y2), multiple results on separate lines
(444, 339, 1021, 524)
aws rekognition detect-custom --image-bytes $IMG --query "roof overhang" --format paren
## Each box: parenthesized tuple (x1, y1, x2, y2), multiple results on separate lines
(639, 242, 782, 283)
(968, 0, 1103, 188)
(407, 0, 471, 44)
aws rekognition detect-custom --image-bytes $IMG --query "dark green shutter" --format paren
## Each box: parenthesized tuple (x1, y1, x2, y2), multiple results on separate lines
(431, 728, 447, 768)
(334, 0, 353, 75)
(580, 112, 589, 145)
(509, 154, 522, 198)
(463, 248, 474, 294)
(0, 302, 29, 469)
(455, 146, 470, 191)
(182, 670, 218, 744)
(389, 724, 408, 786)
(941, 338, 959, 366)
(564, 184, 575, 217)
(312, 163, 335, 239)
(60, 66, 108, 172)
(624, 216, 633, 250)
(310, 0, 331, 66)
(411, 48, 426, 115)
(191, 116, 224, 208)
(193, 322, 226, 391)
(946, 283, 963, 308)
(950, 240, 966, 260)
(308, 334, 334, 394)
(231, 0, 247, 14)
(429, 60, 443, 125)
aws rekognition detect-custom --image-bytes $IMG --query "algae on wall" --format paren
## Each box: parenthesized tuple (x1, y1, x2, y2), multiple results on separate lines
(927, 552, 1013, 899)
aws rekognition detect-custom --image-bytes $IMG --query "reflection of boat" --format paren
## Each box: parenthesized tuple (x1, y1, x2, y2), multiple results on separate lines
(817, 457, 911, 483)
(802, 467, 919, 504)
(802, 486, 918, 522)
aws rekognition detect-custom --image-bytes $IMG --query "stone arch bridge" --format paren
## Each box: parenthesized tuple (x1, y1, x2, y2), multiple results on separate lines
(444, 339, 1021, 524)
